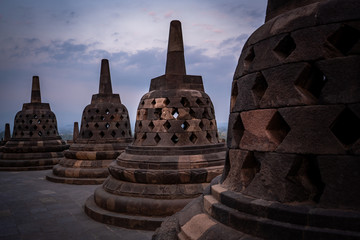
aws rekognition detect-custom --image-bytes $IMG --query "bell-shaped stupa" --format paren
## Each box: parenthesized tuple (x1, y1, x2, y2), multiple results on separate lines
(0, 77, 68, 171)
(154, 1, 360, 239)
(85, 20, 226, 230)
(46, 59, 133, 184)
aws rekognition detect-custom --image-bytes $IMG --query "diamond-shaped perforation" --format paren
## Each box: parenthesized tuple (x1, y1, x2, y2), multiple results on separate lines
(230, 81, 238, 112)
(330, 108, 360, 146)
(154, 133, 161, 144)
(151, 99, 156, 105)
(273, 34, 296, 59)
(189, 108, 196, 118)
(105, 109, 110, 115)
(116, 122, 120, 128)
(180, 97, 190, 107)
(172, 108, 179, 119)
(206, 132, 212, 142)
(148, 121, 155, 130)
(121, 130, 125, 137)
(163, 120, 171, 130)
(94, 123, 99, 128)
(111, 131, 116, 137)
(266, 112, 290, 145)
(199, 121, 204, 130)
(244, 46, 255, 69)
(138, 121, 142, 129)
(181, 121, 189, 130)
(164, 98, 170, 106)
(154, 108, 162, 120)
(171, 134, 179, 144)
(189, 133, 197, 143)
(295, 66, 327, 99)
(196, 98, 204, 106)
(328, 25, 360, 55)
(105, 123, 110, 129)
(99, 131, 105, 138)
(141, 133, 147, 140)
(232, 114, 245, 146)
(252, 72, 268, 101)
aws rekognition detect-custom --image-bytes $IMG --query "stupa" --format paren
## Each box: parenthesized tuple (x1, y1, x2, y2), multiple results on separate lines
(0, 123, 11, 146)
(46, 59, 133, 184)
(0, 76, 68, 171)
(84, 20, 226, 230)
(153, 0, 360, 239)
(66, 122, 79, 145)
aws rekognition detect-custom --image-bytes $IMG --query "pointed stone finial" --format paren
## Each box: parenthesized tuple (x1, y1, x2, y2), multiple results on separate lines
(73, 122, 79, 142)
(31, 76, 41, 103)
(4, 123, 10, 141)
(165, 20, 186, 75)
(99, 59, 113, 94)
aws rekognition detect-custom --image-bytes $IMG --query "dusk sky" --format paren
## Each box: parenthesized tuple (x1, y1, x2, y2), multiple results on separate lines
(0, 0, 267, 133)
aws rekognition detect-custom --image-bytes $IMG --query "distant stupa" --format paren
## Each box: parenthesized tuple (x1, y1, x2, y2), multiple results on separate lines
(0, 123, 11, 146)
(85, 20, 226, 230)
(0, 76, 69, 170)
(46, 59, 133, 184)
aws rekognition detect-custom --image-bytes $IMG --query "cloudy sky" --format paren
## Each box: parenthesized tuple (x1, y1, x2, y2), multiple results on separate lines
(0, 0, 267, 133)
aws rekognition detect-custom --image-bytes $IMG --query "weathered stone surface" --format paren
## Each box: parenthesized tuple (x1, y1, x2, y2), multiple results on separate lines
(85, 20, 225, 231)
(0, 76, 68, 171)
(46, 59, 132, 184)
(156, 1, 360, 239)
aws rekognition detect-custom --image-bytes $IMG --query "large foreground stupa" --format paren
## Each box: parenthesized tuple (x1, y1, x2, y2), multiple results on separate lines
(85, 20, 226, 230)
(0, 76, 68, 171)
(154, 0, 360, 239)
(46, 59, 133, 184)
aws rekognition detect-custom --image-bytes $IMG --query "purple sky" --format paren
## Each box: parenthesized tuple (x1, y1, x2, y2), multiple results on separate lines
(0, 0, 267, 133)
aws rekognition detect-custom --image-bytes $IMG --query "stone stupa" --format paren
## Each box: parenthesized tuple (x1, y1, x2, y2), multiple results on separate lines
(0, 123, 11, 146)
(153, 0, 360, 239)
(0, 76, 68, 171)
(46, 59, 133, 184)
(84, 20, 226, 230)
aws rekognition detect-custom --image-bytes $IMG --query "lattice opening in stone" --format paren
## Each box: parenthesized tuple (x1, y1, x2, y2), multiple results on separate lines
(196, 98, 204, 107)
(202, 108, 210, 119)
(328, 25, 360, 55)
(121, 130, 125, 137)
(125, 122, 128, 128)
(154, 133, 161, 144)
(25, 126, 29, 130)
(111, 130, 116, 137)
(141, 100, 145, 106)
(189, 133, 197, 144)
(273, 34, 296, 59)
(189, 108, 196, 118)
(230, 81, 238, 112)
(171, 134, 179, 144)
(172, 108, 179, 119)
(100, 131, 105, 138)
(33, 125, 37, 130)
(86, 124, 89, 128)
(29, 131, 33, 136)
(94, 123, 99, 128)
(244, 46, 255, 69)
(105, 123, 110, 129)
(232, 114, 245, 146)
(180, 97, 190, 107)
(164, 98, 170, 106)
(154, 108, 162, 120)
(120, 115, 124, 120)
(105, 109, 110, 115)
(181, 121, 189, 130)
(110, 115, 115, 120)
(100, 116, 105, 120)
(151, 99, 156, 105)
(240, 152, 260, 191)
(148, 121, 155, 130)
(38, 131, 42, 136)
(295, 66, 327, 99)
(29, 120, 33, 124)
(138, 121, 142, 129)
(90, 116, 94, 121)
(199, 121, 204, 130)
(330, 108, 360, 146)
(252, 72, 268, 102)
(266, 112, 290, 145)
(37, 120, 41, 124)
(163, 120, 171, 130)
(42, 125, 46, 129)
(115, 108, 119, 112)
(96, 109, 99, 113)
(21, 132, 24, 136)
(88, 109, 91, 113)
(34, 114, 38, 119)
(206, 132, 212, 142)
(142, 133, 147, 141)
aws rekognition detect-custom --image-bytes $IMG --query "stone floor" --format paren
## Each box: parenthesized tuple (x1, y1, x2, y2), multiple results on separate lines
(0, 170, 154, 240)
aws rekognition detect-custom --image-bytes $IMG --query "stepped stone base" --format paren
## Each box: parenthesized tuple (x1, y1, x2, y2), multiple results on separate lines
(46, 172, 106, 185)
(85, 194, 165, 230)
(0, 157, 61, 171)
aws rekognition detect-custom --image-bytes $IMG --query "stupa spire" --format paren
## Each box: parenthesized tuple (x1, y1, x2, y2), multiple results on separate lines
(98, 59, 113, 94)
(4, 123, 10, 141)
(31, 76, 41, 103)
(165, 20, 186, 75)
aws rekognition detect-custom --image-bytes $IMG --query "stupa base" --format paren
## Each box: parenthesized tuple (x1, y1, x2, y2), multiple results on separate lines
(84, 194, 165, 230)
(155, 181, 360, 240)
(0, 158, 61, 171)
(46, 172, 106, 185)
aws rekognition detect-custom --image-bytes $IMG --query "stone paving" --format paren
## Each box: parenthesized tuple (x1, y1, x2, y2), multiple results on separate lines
(0, 170, 153, 240)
